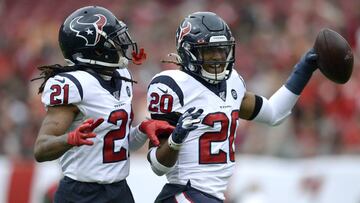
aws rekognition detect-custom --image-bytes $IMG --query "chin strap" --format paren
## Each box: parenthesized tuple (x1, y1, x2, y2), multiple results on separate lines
(76, 56, 128, 68)
(200, 68, 227, 84)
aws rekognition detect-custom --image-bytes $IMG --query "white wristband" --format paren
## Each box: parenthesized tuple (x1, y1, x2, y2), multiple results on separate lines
(148, 147, 172, 176)
(168, 135, 182, 150)
(129, 125, 148, 151)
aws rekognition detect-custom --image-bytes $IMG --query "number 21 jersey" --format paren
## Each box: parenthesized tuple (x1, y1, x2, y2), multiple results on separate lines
(41, 69, 133, 183)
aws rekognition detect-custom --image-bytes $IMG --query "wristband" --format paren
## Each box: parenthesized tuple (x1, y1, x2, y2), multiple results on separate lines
(168, 135, 182, 150)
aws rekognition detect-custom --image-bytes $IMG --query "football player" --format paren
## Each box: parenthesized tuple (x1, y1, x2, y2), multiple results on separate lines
(146, 12, 318, 203)
(33, 6, 174, 203)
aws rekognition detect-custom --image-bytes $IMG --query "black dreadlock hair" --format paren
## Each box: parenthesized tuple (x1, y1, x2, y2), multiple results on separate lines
(31, 64, 137, 94)
(31, 64, 77, 94)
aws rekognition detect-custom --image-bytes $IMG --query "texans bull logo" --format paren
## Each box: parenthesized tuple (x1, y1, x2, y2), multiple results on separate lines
(70, 14, 107, 46)
(177, 21, 191, 47)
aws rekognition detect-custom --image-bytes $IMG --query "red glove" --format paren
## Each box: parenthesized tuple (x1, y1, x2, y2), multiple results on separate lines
(139, 120, 175, 146)
(67, 118, 104, 146)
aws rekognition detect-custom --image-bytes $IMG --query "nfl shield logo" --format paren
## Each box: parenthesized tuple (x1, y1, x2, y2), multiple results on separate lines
(113, 90, 120, 100)
(126, 86, 131, 97)
(231, 89, 237, 100)
(219, 91, 226, 101)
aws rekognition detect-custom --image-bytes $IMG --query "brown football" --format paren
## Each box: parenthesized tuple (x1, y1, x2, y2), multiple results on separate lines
(313, 28, 353, 84)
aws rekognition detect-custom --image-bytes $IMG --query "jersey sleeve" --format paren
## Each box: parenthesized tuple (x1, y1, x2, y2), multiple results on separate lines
(147, 75, 184, 118)
(41, 75, 83, 107)
(231, 69, 246, 90)
(238, 75, 246, 89)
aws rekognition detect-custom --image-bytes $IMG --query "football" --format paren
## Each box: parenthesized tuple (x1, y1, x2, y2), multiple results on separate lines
(313, 28, 354, 84)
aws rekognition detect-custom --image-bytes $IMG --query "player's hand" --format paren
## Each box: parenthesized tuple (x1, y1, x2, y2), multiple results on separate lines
(169, 107, 203, 149)
(297, 48, 318, 72)
(139, 120, 175, 146)
(67, 118, 104, 146)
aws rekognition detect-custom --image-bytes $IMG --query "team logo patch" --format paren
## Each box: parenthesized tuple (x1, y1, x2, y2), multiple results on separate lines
(231, 89, 237, 100)
(178, 21, 191, 47)
(113, 90, 120, 100)
(126, 86, 131, 97)
(219, 91, 226, 101)
(70, 14, 107, 46)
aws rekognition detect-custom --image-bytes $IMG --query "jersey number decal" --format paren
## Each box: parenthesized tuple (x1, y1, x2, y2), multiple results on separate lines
(199, 111, 239, 164)
(148, 92, 173, 113)
(50, 84, 69, 105)
(103, 109, 130, 163)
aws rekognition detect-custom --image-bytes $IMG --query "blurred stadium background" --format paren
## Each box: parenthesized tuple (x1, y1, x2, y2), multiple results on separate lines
(0, 0, 359, 202)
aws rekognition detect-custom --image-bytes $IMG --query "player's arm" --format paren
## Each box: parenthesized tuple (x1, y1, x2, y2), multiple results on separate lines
(35, 75, 105, 162)
(239, 49, 318, 125)
(34, 105, 104, 162)
(147, 136, 179, 171)
(128, 120, 174, 151)
(34, 105, 78, 162)
(147, 108, 203, 176)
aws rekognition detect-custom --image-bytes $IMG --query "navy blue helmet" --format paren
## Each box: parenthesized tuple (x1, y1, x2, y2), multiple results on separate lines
(176, 12, 235, 84)
(59, 6, 138, 68)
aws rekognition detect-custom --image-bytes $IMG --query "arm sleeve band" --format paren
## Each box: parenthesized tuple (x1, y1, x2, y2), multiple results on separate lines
(147, 147, 172, 176)
(128, 125, 148, 151)
(253, 85, 299, 126)
(151, 112, 181, 126)
(285, 66, 313, 95)
(248, 95, 263, 120)
(284, 50, 316, 95)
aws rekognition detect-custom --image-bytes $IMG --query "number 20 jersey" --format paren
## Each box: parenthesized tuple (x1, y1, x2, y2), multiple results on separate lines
(41, 69, 133, 183)
(147, 69, 246, 200)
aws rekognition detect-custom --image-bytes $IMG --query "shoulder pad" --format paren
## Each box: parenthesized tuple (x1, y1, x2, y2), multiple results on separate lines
(41, 74, 83, 106)
(147, 74, 184, 114)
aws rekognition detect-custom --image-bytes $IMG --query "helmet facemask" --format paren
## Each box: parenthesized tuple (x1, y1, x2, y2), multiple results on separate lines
(182, 38, 235, 84)
(107, 24, 138, 61)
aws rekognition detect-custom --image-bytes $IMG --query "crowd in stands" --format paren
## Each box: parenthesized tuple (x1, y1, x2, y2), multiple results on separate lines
(0, 0, 359, 159)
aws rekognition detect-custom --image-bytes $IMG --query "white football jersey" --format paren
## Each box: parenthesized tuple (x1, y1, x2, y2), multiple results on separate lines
(147, 69, 246, 200)
(41, 68, 134, 183)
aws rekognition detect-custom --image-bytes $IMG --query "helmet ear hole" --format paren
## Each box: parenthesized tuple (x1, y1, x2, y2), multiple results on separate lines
(188, 64, 197, 72)
(104, 41, 112, 48)
(95, 49, 103, 56)
(72, 53, 83, 61)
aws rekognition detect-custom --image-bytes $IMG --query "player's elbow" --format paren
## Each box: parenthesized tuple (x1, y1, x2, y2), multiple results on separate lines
(34, 156, 46, 163)
(147, 148, 172, 176)
(269, 111, 292, 126)
(151, 165, 168, 176)
(33, 139, 47, 162)
(33, 142, 54, 162)
(253, 98, 292, 126)
(34, 148, 46, 162)
(269, 120, 283, 126)
(268, 118, 285, 126)
(253, 111, 290, 126)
